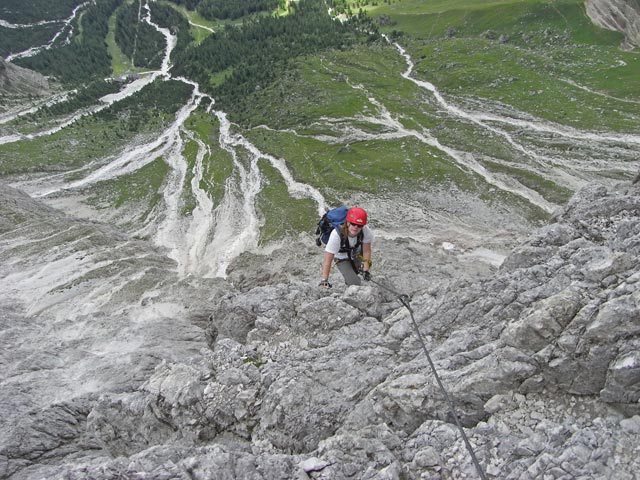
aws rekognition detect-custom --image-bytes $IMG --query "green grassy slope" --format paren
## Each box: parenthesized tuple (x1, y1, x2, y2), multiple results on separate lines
(236, 0, 638, 237)
(366, 0, 638, 128)
(1, 0, 637, 248)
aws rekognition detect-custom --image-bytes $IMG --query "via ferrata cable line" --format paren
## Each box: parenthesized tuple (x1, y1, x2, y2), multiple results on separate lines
(367, 276, 488, 480)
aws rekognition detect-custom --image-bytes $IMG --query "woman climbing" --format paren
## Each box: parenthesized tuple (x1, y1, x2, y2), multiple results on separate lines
(319, 207, 373, 288)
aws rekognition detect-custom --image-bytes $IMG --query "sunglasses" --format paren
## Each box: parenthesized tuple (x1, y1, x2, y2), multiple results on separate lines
(349, 223, 364, 229)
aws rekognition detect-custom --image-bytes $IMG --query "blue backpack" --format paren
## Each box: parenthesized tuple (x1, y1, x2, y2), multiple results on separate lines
(315, 206, 363, 255)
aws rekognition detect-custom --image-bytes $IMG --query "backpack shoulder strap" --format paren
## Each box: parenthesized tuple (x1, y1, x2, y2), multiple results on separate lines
(355, 230, 363, 249)
(338, 227, 348, 251)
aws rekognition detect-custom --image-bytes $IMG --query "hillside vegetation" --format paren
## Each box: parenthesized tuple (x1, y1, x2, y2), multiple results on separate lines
(0, 0, 84, 24)
(1, 0, 638, 246)
(171, 0, 376, 120)
(9, 0, 121, 84)
(369, 0, 638, 126)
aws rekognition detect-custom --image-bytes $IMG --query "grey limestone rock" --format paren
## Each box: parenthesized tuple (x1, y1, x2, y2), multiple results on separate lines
(2, 179, 640, 479)
(0, 59, 50, 96)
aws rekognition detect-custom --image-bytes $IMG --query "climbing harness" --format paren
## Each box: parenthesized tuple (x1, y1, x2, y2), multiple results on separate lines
(367, 276, 488, 480)
(340, 230, 363, 274)
(333, 233, 365, 275)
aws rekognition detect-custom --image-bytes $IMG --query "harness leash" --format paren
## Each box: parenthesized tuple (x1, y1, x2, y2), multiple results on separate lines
(367, 276, 488, 480)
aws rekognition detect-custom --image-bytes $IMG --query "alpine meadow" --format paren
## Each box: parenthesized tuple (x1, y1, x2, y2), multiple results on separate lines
(2, 0, 638, 259)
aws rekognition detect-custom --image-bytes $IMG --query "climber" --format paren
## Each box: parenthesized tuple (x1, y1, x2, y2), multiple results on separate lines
(319, 206, 373, 288)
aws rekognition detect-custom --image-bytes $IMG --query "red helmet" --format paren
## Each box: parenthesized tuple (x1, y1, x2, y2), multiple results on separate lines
(346, 207, 367, 226)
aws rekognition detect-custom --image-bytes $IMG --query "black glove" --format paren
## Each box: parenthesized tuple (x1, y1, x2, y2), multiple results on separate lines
(362, 271, 371, 281)
(319, 280, 332, 288)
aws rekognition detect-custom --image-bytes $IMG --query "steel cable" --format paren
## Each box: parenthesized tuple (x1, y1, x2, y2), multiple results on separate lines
(367, 276, 487, 480)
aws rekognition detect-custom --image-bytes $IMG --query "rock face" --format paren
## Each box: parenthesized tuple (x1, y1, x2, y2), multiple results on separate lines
(585, 0, 640, 50)
(1, 177, 640, 479)
(0, 58, 50, 96)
